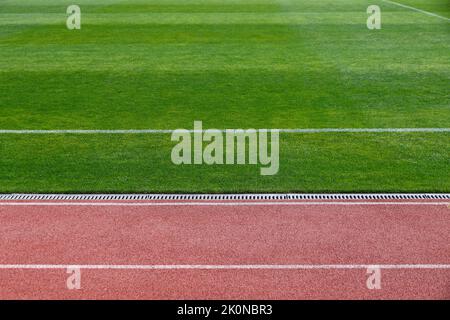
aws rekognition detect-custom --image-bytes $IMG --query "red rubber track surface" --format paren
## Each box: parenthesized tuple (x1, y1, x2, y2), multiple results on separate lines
(0, 200, 449, 299)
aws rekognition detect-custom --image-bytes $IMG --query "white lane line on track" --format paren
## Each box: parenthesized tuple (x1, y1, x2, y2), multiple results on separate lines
(0, 128, 449, 134)
(382, 0, 450, 21)
(0, 264, 449, 270)
(0, 202, 448, 206)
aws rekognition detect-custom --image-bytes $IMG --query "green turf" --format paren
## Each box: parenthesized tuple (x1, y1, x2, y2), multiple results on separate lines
(0, 0, 449, 193)
(1, 133, 448, 193)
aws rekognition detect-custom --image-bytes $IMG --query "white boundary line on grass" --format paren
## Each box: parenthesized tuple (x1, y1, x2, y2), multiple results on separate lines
(0, 201, 448, 206)
(0, 128, 449, 134)
(382, 0, 450, 21)
(0, 264, 449, 270)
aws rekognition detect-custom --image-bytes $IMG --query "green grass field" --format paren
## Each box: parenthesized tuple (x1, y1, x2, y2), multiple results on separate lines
(0, 0, 449, 193)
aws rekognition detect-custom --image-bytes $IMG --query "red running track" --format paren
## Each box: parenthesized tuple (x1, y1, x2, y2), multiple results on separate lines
(0, 199, 449, 299)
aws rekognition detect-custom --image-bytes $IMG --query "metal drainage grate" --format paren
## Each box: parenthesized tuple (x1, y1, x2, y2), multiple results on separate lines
(0, 194, 448, 201)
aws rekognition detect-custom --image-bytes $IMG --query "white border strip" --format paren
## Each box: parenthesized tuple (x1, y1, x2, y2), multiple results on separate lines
(1, 193, 449, 201)
(0, 202, 448, 206)
(0, 128, 449, 134)
(0, 264, 449, 270)
(382, 0, 450, 21)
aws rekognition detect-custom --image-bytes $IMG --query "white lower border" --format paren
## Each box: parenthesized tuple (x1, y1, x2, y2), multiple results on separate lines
(0, 201, 448, 206)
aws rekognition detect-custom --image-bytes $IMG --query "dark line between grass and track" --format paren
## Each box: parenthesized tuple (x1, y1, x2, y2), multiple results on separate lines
(0, 193, 449, 201)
